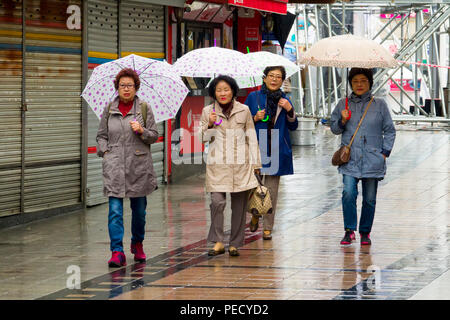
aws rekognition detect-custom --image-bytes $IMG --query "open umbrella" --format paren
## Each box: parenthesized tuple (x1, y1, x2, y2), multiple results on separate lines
(299, 34, 397, 115)
(298, 34, 398, 68)
(235, 51, 300, 88)
(172, 46, 263, 81)
(82, 54, 189, 123)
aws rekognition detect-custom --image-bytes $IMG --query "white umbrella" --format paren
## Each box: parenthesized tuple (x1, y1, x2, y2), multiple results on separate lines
(298, 34, 398, 69)
(82, 54, 189, 123)
(172, 47, 263, 82)
(235, 51, 301, 88)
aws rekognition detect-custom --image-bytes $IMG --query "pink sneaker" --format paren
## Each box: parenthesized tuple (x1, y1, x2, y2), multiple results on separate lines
(340, 230, 356, 245)
(130, 242, 146, 262)
(108, 251, 127, 268)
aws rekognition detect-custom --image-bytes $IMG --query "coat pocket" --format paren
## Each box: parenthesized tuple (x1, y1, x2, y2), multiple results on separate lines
(129, 148, 150, 185)
(365, 148, 385, 173)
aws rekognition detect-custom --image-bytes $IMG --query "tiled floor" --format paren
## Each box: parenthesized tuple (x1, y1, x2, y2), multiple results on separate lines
(0, 123, 449, 300)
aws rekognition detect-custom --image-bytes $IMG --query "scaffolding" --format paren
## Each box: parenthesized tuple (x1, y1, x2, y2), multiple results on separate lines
(292, 0, 450, 123)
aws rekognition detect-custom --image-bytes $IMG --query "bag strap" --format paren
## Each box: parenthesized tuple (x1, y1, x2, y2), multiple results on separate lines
(348, 96, 374, 148)
(141, 102, 147, 124)
(254, 172, 264, 187)
(106, 100, 147, 128)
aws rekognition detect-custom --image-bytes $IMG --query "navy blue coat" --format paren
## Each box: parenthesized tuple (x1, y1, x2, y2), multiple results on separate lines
(330, 91, 396, 179)
(245, 90, 298, 176)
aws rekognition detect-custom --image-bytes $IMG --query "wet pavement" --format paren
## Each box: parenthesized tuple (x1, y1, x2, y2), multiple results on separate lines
(0, 123, 449, 300)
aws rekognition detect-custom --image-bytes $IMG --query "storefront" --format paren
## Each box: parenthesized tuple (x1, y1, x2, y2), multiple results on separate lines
(0, 0, 184, 226)
(0, 0, 83, 226)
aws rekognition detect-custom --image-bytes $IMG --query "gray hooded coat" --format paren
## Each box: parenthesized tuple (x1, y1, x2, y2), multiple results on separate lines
(330, 91, 396, 179)
(96, 96, 158, 198)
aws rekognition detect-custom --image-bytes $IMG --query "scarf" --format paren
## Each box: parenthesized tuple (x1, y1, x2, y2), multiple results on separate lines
(261, 83, 283, 123)
(218, 101, 233, 118)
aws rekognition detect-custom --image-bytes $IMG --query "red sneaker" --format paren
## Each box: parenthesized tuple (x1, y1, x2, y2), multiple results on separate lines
(108, 251, 127, 268)
(360, 233, 372, 245)
(130, 242, 146, 262)
(340, 230, 356, 245)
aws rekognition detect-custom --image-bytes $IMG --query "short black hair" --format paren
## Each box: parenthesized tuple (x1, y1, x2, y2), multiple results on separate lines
(208, 75, 239, 100)
(348, 68, 374, 89)
(263, 66, 286, 81)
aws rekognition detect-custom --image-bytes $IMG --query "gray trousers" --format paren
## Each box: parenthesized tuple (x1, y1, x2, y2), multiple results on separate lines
(208, 191, 248, 248)
(261, 175, 280, 231)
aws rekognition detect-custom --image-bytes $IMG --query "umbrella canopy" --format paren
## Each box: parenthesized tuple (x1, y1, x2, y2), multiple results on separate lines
(298, 34, 398, 69)
(172, 47, 263, 80)
(82, 54, 189, 123)
(235, 51, 300, 88)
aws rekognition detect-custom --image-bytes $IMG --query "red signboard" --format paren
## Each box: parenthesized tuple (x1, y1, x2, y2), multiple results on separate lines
(389, 79, 420, 92)
(228, 0, 287, 15)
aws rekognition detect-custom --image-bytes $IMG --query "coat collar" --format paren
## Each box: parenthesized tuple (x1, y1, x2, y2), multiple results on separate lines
(349, 90, 372, 103)
(257, 89, 287, 125)
(109, 96, 144, 116)
(211, 99, 246, 119)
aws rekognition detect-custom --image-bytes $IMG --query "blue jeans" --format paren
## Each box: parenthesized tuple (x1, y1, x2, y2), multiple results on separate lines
(342, 175, 378, 233)
(108, 197, 147, 252)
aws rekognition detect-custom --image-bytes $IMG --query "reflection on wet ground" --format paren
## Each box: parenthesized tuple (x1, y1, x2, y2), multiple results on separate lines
(1, 124, 449, 300)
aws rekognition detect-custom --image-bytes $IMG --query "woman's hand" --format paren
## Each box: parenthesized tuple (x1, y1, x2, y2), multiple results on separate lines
(278, 98, 293, 112)
(130, 120, 144, 134)
(341, 109, 351, 124)
(254, 109, 266, 122)
(208, 111, 217, 127)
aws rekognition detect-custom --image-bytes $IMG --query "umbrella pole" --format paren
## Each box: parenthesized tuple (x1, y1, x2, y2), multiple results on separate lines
(346, 68, 348, 99)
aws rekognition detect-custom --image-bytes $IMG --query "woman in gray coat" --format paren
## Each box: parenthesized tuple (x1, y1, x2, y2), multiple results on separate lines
(96, 68, 159, 267)
(331, 68, 396, 246)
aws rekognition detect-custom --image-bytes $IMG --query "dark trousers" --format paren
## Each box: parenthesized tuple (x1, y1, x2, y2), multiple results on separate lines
(208, 191, 248, 248)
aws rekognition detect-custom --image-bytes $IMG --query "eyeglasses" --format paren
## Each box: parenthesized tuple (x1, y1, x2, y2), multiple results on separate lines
(351, 79, 369, 85)
(267, 74, 283, 81)
(119, 84, 135, 89)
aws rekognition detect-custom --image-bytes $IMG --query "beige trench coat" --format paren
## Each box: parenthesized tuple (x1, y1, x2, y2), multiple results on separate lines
(96, 96, 158, 198)
(198, 100, 261, 193)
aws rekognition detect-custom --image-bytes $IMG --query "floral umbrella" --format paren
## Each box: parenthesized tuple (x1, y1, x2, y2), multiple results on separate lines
(235, 51, 301, 88)
(82, 54, 189, 123)
(172, 47, 263, 86)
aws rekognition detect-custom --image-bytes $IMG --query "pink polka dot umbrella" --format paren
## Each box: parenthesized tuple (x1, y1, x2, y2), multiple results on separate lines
(172, 47, 263, 83)
(82, 54, 189, 123)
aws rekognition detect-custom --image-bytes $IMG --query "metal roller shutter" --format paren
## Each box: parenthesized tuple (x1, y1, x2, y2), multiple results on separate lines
(120, 1, 165, 56)
(121, 0, 166, 184)
(23, 0, 82, 213)
(85, 0, 166, 206)
(86, 0, 118, 206)
(0, 1, 22, 217)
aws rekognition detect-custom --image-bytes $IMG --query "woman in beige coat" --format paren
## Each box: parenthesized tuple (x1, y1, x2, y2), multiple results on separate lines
(198, 75, 261, 257)
(96, 68, 159, 267)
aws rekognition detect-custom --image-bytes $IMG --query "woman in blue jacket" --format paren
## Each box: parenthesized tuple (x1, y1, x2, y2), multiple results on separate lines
(244, 66, 298, 240)
(331, 68, 396, 246)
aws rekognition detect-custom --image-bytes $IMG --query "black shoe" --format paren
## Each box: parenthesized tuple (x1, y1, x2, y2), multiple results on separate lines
(263, 230, 272, 240)
(208, 248, 225, 256)
(340, 229, 355, 245)
(360, 233, 372, 245)
(228, 247, 240, 257)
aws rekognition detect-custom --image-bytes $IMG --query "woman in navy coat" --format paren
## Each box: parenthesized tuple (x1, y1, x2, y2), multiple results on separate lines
(331, 68, 396, 246)
(244, 66, 298, 240)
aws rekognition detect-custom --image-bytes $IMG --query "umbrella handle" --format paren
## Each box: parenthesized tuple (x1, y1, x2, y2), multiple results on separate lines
(212, 106, 222, 125)
(258, 107, 269, 122)
(133, 118, 139, 134)
(345, 97, 352, 119)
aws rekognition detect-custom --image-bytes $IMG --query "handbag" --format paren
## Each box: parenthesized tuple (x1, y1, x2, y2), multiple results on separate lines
(332, 96, 374, 166)
(247, 173, 273, 217)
